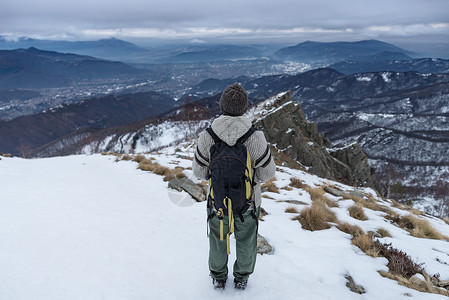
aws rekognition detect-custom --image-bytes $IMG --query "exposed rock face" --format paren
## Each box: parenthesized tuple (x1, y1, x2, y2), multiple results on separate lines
(252, 91, 378, 190)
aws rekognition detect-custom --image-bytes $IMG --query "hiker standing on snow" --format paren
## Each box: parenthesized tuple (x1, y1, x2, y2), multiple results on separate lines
(193, 83, 276, 290)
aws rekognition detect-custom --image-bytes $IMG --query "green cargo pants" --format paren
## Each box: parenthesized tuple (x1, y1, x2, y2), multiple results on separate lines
(208, 207, 260, 282)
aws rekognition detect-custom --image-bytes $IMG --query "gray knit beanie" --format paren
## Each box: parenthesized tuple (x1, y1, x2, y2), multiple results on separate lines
(219, 83, 248, 116)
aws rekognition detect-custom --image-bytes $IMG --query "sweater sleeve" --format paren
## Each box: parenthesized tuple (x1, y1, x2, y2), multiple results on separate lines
(246, 131, 276, 183)
(192, 131, 213, 180)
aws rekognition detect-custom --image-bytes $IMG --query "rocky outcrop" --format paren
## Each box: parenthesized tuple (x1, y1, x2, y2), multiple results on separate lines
(252, 91, 378, 190)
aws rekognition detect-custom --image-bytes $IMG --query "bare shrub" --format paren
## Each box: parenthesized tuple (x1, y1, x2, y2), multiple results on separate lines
(348, 204, 368, 221)
(293, 203, 337, 231)
(261, 178, 279, 193)
(373, 241, 423, 278)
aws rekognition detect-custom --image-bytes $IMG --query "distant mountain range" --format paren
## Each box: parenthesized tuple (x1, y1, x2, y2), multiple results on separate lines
(273, 40, 416, 64)
(0, 48, 146, 89)
(329, 57, 449, 74)
(0, 37, 151, 63)
(1, 37, 432, 66)
(0, 91, 176, 156)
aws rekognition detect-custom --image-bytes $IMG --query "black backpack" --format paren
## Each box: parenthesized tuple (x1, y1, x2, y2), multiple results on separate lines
(206, 126, 257, 254)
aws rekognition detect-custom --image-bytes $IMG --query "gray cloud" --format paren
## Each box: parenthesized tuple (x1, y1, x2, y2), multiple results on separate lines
(1, 0, 448, 43)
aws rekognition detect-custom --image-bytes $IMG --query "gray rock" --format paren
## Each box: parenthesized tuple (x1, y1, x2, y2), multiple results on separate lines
(324, 186, 345, 197)
(345, 275, 366, 294)
(257, 234, 273, 255)
(168, 177, 206, 202)
(348, 189, 365, 198)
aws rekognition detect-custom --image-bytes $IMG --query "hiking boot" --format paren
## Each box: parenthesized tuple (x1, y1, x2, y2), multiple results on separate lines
(234, 278, 247, 290)
(212, 278, 226, 290)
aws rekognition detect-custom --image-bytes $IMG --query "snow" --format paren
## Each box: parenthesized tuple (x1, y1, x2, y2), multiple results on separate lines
(356, 76, 372, 82)
(1, 154, 449, 300)
(382, 72, 391, 83)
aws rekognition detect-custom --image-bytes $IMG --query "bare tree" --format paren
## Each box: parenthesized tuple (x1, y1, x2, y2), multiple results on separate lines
(376, 162, 404, 199)
(434, 180, 449, 218)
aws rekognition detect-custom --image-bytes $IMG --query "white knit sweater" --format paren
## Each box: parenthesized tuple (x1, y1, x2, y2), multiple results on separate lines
(192, 115, 276, 208)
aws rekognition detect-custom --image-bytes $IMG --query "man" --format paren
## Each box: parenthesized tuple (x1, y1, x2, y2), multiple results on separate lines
(192, 83, 275, 290)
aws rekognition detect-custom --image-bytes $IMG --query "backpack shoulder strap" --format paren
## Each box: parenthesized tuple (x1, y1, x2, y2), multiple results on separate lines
(206, 126, 222, 144)
(236, 127, 257, 144)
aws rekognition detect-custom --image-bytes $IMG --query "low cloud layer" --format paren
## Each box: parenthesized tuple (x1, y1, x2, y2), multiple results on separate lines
(2, 0, 448, 43)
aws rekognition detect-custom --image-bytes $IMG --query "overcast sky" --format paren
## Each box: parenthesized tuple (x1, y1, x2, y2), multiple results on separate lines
(1, 0, 448, 45)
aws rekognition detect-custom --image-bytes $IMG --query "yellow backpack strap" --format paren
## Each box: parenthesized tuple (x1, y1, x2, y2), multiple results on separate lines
(224, 197, 234, 255)
(217, 208, 224, 240)
(245, 149, 253, 202)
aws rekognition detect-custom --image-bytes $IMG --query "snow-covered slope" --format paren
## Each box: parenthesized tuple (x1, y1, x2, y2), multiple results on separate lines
(1, 150, 448, 299)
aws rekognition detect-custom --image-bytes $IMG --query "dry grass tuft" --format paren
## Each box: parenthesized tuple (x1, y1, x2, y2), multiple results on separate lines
(162, 167, 186, 182)
(361, 196, 382, 211)
(379, 205, 395, 215)
(121, 154, 133, 161)
(259, 207, 268, 221)
(289, 177, 306, 189)
(306, 186, 325, 201)
(138, 159, 185, 181)
(305, 186, 339, 207)
(343, 193, 381, 211)
(132, 154, 146, 163)
(261, 178, 279, 193)
(378, 271, 449, 297)
(293, 203, 337, 231)
(376, 227, 392, 238)
(285, 206, 299, 214)
(198, 180, 208, 188)
(337, 222, 364, 238)
(352, 233, 376, 255)
(101, 152, 120, 156)
(443, 218, 449, 225)
(281, 186, 293, 191)
(262, 194, 274, 200)
(348, 204, 368, 221)
(390, 214, 445, 240)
